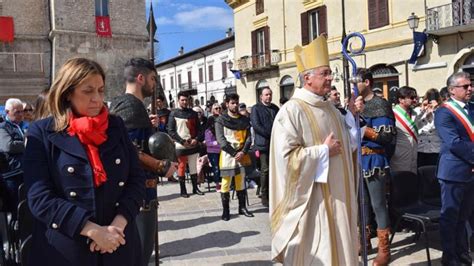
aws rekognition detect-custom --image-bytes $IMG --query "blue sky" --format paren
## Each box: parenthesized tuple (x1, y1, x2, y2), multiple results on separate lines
(145, 0, 234, 63)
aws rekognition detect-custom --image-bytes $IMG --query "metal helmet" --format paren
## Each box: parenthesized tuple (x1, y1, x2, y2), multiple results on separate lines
(148, 132, 177, 162)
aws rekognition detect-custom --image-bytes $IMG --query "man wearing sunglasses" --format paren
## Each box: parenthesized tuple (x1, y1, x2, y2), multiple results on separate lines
(0, 98, 26, 218)
(434, 71, 473, 266)
(390, 86, 423, 174)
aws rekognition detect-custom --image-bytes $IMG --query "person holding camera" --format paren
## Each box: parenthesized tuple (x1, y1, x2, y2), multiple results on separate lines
(414, 88, 442, 167)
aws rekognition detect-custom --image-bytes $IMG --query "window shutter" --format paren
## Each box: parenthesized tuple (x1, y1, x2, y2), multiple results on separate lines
(368, 0, 389, 29)
(378, 0, 389, 27)
(264, 26, 270, 65)
(368, 0, 377, 29)
(222, 61, 227, 79)
(208, 65, 213, 81)
(170, 76, 174, 89)
(301, 12, 309, 45)
(187, 71, 192, 88)
(256, 0, 264, 15)
(251, 30, 257, 56)
(318, 6, 327, 36)
(199, 68, 203, 83)
(251, 30, 257, 68)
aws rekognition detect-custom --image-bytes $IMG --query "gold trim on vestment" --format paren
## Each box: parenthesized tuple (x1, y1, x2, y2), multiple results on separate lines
(270, 146, 304, 237)
(327, 107, 353, 228)
(295, 99, 339, 266)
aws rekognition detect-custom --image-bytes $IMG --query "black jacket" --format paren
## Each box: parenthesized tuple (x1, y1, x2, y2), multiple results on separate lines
(250, 102, 279, 152)
(0, 120, 25, 176)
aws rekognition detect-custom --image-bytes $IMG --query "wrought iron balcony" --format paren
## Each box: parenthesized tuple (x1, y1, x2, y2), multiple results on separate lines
(179, 81, 197, 95)
(237, 50, 281, 73)
(426, 1, 474, 35)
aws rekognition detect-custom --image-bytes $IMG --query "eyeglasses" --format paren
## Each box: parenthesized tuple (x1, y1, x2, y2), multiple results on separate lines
(314, 70, 333, 78)
(214, 107, 221, 110)
(409, 96, 418, 100)
(453, 84, 472, 90)
(24, 109, 33, 112)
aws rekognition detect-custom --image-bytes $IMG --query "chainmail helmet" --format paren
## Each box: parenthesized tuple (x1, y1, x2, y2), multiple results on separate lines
(148, 132, 177, 162)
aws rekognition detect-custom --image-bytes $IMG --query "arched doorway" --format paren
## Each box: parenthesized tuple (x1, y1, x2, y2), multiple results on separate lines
(256, 79, 269, 101)
(279, 75, 295, 100)
(461, 52, 474, 83)
(369, 64, 400, 105)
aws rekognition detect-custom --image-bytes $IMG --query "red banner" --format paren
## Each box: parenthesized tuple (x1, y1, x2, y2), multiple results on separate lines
(0, 16, 14, 43)
(95, 16, 112, 37)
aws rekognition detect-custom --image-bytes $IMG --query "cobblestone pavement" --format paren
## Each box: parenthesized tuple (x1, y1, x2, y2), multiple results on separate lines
(152, 180, 473, 266)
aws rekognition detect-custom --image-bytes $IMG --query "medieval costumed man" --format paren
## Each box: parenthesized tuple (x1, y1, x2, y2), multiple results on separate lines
(269, 36, 365, 265)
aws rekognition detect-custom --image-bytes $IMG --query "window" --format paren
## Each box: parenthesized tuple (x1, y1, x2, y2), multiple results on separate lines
(256, 0, 264, 15)
(170, 76, 174, 89)
(199, 68, 203, 83)
(368, 0, 389, 29)
(208, 65, 214, 81)
(301, 6, 327, 45)
(251, 27, 270, 67)
(95, 0, 109, 16)
(221, 61, 227, 79)
(187, 71, 192, 88)
(280, 75, 295, 100)
(178, 74, 182, 88)
(161, 78, 165, 90)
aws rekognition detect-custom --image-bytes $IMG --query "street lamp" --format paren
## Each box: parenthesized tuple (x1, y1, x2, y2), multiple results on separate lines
(227, 59, 234, 70)
(407, 12, 420, 31)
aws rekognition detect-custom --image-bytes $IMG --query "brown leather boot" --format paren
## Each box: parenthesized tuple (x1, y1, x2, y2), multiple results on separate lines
(373, 228, 391, 266)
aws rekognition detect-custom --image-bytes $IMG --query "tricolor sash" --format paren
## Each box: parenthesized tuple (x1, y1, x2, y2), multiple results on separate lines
(393, 105, 418, 142)
(443, 100, 474, 141)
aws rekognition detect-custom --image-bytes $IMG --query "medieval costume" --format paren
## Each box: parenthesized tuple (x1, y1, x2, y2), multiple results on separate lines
(215, 112, 253, 220)
(361, 95, 396, 265)
(110, 93, 170, 266)
(168, 107, 204, 197)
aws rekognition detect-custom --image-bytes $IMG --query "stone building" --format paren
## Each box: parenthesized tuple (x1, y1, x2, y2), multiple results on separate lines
(0, 0, 150, 104)
(226, 0, 474, 105)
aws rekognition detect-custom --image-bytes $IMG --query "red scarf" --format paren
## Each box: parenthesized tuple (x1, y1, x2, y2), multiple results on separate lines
(68, 107, 109, 187)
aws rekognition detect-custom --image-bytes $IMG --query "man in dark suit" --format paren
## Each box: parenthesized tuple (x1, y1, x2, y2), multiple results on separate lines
(434, 71, 474, 266)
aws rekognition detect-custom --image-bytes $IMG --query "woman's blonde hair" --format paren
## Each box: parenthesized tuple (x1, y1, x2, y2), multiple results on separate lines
(48, 58, 105, 131)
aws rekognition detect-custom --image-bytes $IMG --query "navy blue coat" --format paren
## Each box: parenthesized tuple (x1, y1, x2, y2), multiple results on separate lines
(250, 102, 279, 152)
(434, 102, 474, 182)
(23, 115, 146, 266)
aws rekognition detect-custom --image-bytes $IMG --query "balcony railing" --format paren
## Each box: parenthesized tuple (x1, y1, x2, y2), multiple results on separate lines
(237, 50, 281, 72)
(180, 81, 198, 95)
(426, 1, 473, 32)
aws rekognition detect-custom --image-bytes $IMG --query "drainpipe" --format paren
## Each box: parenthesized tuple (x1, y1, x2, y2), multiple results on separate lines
(282, 0, 287, 61)
(47, 0, 54, 84)
(200, 52, 208, 103)
(171, 62, 178, 104)
(405, 60, 409, 86)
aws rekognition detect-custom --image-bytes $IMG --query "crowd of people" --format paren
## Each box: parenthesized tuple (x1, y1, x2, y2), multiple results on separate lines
(0, 36, 472, 266)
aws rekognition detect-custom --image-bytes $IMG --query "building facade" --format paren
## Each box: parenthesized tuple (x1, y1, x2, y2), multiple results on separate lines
(226, 0, 474, 105)
(155, 35, 236, 108)
(0, 0, 149, 104)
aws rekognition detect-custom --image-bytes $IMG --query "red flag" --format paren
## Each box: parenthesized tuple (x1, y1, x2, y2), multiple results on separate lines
(95, 16, 112, 37)
(0, 16, 14, 43)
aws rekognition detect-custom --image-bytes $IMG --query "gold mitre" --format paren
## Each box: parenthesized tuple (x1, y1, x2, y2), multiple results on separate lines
(294, 36, 329, 73)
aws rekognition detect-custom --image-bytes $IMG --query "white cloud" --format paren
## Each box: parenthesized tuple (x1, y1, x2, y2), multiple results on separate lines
(174, 6, 233, 30)
(156, 16, 173, 25)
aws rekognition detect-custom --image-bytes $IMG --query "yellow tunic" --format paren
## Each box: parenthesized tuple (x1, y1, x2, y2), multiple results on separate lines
(270, 88, 359, 266)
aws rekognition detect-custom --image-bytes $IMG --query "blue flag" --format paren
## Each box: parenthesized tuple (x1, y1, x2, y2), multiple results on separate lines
(230, 69, 241, 79)
(408, 31, 427, 64)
